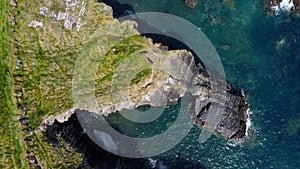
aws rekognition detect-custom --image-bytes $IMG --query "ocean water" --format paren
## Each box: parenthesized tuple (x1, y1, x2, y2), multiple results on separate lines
(103, 0, 300, 168)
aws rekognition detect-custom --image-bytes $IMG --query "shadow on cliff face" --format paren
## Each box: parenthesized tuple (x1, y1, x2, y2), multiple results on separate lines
(46, 112, 207, 169)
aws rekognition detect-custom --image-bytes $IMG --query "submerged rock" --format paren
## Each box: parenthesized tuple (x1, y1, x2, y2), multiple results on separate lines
(223, 0, 236, 10)
(184, 0, 198, 8)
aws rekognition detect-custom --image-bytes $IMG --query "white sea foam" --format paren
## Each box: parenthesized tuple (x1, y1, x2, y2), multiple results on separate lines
(227, 108, 252, 147)
(271, 0, 295, 15)
(280, 0, 295, 11)
(245, 108, 252, 136)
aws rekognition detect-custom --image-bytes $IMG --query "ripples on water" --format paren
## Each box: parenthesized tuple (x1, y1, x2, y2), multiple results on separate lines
(103, 0, 300, 168)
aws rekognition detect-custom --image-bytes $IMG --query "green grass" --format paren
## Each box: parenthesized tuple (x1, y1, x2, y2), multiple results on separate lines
(9, 1, 84, 166)
(97, 35, 148, 79)
(1, 0, 107, 167)
(13, 0, 122, 129)
(130, 68, 152, 85)
(94, 35, 149, 96)
(0, 0, 24, 168)
(49, 0, 66, 12)
(14, 0, 76, 128)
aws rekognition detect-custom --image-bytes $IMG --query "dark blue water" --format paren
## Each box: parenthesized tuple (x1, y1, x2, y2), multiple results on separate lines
(107, 0, 300, 168)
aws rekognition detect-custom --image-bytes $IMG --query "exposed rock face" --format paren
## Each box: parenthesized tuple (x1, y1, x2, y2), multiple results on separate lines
(295, 0, 300, 13)
(184, 0, 198, 8)
(191, 83, 248, 140)
(180, 55, 249, 141)
(142, 50, 249, 141)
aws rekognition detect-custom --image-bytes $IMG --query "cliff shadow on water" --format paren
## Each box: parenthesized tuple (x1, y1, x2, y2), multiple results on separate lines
(45, 112, 207, 169)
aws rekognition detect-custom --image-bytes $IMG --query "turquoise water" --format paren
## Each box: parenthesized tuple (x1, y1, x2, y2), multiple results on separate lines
(105, 0, 300, 168)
